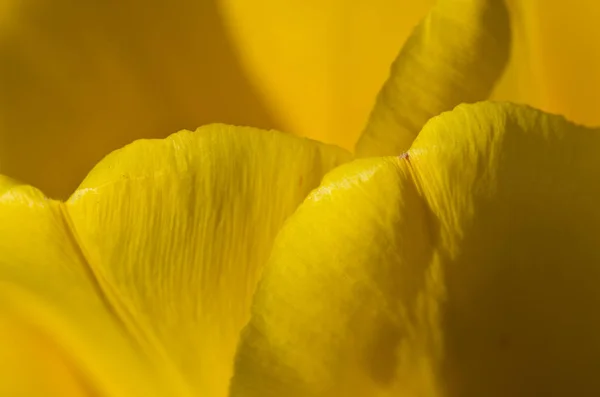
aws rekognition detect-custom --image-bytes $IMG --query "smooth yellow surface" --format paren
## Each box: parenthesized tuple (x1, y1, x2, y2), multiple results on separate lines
(220, 0, 433, 148)
(356, 0, 510, 157)
(231, 102, 600, 396)
(0, 126, 348, 396)
(0, 310, 94, 397)
(0, 178, 187, 397)
(535, 0, 600, 125)
(493, 0, 600, 126)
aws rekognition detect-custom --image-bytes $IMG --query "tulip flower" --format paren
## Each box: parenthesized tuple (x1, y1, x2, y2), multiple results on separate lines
(2, 0, 600, 396)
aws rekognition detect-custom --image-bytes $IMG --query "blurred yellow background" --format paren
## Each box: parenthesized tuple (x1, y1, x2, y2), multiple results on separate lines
(0, 0, 598, 198)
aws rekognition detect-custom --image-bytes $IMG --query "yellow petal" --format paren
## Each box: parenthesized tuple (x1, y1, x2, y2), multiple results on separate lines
(493, 0, 600, 126)
(221, 0, 433, 149)
(0, 181, 189, 396)
(66, 125, 350, 396)
(410, 102, 600, 395)
(0, 312, 92, 397)
(0, 0, 281, 199)
(356, 0, 510, 157)
(231, 102, 600, 396)
(230, 156, 438, 397)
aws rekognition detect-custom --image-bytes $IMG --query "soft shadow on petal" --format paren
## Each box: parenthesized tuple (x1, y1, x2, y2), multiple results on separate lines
(0, 179, 189, 396)
(411, 102, 600, 395)
(66, 125, 350, 396)
(356, 0, 511, 157)
(230, 156, 442, 397)
(231, 102, 600, 396)
(0, 0, 281, 199)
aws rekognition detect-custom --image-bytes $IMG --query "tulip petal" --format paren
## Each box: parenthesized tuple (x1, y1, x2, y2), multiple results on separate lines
(356, 0, 511, 157)
(0, 0, 280, 198)
(230, 156, 438, 397)
(65, 125, 350, 396)
(0, 181, 190, 396)
(411, 102, 600, 395)
(231, 102, 600, 396)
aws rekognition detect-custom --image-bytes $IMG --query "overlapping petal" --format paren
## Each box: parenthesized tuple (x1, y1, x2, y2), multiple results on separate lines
(356, 0, 511, 157)
(231, 102, 600, 396)
(0, 126, 349, 395)
(3, 0, 597, 395)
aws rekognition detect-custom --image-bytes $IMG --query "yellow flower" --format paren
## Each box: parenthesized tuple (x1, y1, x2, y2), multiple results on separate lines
(2, 0, 600, 396)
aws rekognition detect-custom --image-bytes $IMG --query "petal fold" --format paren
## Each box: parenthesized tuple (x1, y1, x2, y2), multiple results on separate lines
(0, 183, 187, 396)
(410, 102, 600, 395)
(231, 102, 600, 396)
(356, 0, 511, 157)
(231, 156, 441, 396)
